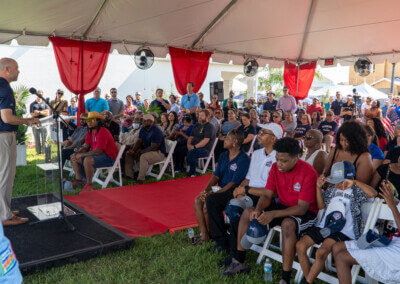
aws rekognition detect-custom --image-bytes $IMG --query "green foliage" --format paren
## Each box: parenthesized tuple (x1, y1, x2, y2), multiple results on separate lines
(13, 85, 29, 145)
(137, 103, 162, 115)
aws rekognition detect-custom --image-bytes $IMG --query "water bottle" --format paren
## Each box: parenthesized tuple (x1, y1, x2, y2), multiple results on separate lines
(188, 228, 194, 244)
(264, 258, 273, 282)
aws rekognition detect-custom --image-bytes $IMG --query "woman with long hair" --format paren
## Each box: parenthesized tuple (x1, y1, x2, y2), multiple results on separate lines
(283, 111, 297, 136)
(249, 108, 259, 128)
(311, 111, 321, 129)
(238, 113, 256, 153)
(208, 94, 221, 110)
(366, 117, 388, 152)
(160, 113, 169, 135)
(324, 120, 373, 184)
(165, 111, 180, 140)
(292, 114, 312, 140)
(365, 100, 382, 119)
(121, 95, 137, 133)
(364, 125, 384, 171)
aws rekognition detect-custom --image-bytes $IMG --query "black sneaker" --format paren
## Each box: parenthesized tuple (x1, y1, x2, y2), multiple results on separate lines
(218, 256, 232, 267)
(222, 259, 250, 276)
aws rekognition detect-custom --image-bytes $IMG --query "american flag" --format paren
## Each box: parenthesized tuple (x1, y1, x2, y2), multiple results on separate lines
(382, 109, 400, 139)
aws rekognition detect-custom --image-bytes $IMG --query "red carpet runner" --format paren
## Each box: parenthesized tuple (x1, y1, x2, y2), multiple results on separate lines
(66, 175, 211, 237)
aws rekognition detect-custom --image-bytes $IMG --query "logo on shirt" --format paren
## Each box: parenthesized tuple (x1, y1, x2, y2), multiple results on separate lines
(332, 212, 342, 220)
(230, 163, 237, 172)
(265, 160, 273, 167)
(293, 182, 301, 192)
(0, 244, 17, 276)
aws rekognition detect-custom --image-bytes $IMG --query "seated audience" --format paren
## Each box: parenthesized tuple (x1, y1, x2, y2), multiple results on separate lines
(172, 115, 194, 173)
(300, 130, 328, 175)
(306, 98, 323, 116)
(311, 111, 321, 129)
(333, 181, 400, 284)
(193, 129, 250, 245)
(318, 110, 338, 153)
(186, 109, 216, 177)
(120, 112, 144, 146)
(238, 113, 256, 153)
(215, 108, 224, 124)
(365, 99, 382, 119)
(198, 92, 206, 109)
(168, 94, 180, 114)
(223, 138, 319, 281)
(150, 88, 170, 113)
(293, 114, 312, 140)
(366, 117, 388, 152)
(282, 111, 297, 136)
(259, 110, 271, 125)
(364, 125, 384, 171)
(244, 99, 256, 113)
(214, 109, 240, 162)
(223, 98, 237, 118)
(207, 106, 221, 136)
(164, 111, 179, 140)
(121, 95, 137, 133)
(296, 162, 376, 284)
(384, 122, 400, 157)
(101, 111, 120, 142)
(208, 94, 221, 110)
(324, 121, 373, 184)
(249, 108, 259, 128)
(61, 113, 88, 166)
(272, 110, 285, 133)
(71, 112, 118, 192)
(296, 108, 306, 124)
(124, 114, 166, 183)
(262, 91, 277, 111)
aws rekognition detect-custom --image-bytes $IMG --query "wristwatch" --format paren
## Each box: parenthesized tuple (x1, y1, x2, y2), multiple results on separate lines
(193, 145, 197, 149)
(245, 185, 250, 195)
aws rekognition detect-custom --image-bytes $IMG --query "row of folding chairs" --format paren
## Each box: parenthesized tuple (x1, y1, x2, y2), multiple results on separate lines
(250, 198, 393, 284)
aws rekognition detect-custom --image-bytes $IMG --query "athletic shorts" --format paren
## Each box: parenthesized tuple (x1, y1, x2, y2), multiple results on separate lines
(81, 153, 115, 168)
(264, 202, 317, 237)
(303, 226, 351, 244)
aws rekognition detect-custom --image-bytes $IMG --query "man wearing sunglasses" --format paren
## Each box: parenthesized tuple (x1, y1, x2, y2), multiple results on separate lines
(318, 110, 338, 152)
(107, 88, 124, 119)
(180, 82, 200, 122)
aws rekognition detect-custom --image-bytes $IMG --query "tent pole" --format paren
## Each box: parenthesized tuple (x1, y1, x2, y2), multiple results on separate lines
(297, 0, 315, 62)
(191, 0, 239, 49)
(296, 63, 300, 99)
(391, 62, 396, 94)
(82, 0, 108, 38)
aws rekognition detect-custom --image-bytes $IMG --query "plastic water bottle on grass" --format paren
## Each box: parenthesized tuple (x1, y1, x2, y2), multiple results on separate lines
(188, 228, 194, 244)
(264, 258, 273, 282)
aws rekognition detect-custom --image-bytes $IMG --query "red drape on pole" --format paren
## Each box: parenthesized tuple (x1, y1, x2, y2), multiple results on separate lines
(49, 37, 111, 124)
(283, 61, 317, 102)
(169, 47, 213, 95)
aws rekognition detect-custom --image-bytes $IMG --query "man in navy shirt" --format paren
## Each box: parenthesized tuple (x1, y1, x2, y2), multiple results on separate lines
(125, 114, 166, 184)
(318, 110, 338, 152)
(330, 91, 345, 119)
(0, 58, 40, 226)
(150, 88, 170, 113)
(262, 91, 278, 111)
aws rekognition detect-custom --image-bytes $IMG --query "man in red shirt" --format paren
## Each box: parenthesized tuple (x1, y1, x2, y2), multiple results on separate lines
(71, 111, 118, 192)
(306, 98, 324, 116)
(222, 138, 318, 283)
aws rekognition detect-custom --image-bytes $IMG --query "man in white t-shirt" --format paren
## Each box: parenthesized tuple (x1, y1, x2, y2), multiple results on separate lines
(361, 96, 372, 116)
(220, 123, 283, 267)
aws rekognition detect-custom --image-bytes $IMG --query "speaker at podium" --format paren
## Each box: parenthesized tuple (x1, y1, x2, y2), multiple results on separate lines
(209, 81, 224, 101)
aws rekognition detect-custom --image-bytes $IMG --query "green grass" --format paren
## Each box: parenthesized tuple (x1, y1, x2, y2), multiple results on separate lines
(15, 149, 325, 283)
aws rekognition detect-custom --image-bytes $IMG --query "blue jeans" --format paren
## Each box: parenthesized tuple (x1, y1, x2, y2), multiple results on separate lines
(187, 148, 208, 175)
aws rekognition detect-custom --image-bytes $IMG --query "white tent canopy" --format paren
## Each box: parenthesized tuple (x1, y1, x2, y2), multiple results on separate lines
(310, 83, 388, 100)
(1, 0, 400, 67)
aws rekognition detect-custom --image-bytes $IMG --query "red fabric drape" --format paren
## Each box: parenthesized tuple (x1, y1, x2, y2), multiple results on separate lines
(49, 37, 111, 124)
(283, 61, 317, 102)
(169, 47, 212, 95)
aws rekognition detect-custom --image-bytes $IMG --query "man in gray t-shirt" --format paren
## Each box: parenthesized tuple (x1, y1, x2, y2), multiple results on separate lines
(187, 109, 216, 176)
(107, 88, 124, 118)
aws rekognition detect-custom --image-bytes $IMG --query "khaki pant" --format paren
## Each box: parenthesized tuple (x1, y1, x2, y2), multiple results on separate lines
(0, 133, 17, 221)
(125, 150, 165, 180)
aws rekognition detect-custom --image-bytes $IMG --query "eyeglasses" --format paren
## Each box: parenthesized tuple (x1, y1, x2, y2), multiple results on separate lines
(304, 135, 314, 140)
(57, 92, 63, 95)
(111, 92, 117, 94)
(261, 115, 269, 118)
(86, 119, 95, 123)
(272, 115, 279, 118)
(258, 131, 274, 136)
(394, 98, 400, 101)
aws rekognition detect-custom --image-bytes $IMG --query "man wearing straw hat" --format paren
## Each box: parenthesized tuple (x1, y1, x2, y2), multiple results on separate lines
(70, 111, 118, 192)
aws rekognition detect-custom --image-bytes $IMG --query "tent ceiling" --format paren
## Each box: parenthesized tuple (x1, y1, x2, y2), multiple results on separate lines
(1, 0, 400, 66)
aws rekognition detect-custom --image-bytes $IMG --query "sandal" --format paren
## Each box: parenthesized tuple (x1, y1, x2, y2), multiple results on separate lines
(191, 236, 208, 246)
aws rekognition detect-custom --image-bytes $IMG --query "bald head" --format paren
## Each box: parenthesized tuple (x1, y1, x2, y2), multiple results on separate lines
(0, 58, 19, 82)
(308, 129, 323, 141)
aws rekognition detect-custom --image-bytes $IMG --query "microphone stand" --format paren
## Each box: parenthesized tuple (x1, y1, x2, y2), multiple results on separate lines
(31, 94, 76, 232)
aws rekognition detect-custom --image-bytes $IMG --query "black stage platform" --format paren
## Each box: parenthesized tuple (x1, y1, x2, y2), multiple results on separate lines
(4, 193, 135, 275)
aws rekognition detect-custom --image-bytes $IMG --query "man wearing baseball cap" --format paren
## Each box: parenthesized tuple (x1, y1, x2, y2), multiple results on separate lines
(296, 161, 376, 284)
(70, 111, 118, 192)
(125, 113, 166, 184)
(223, 138, 319, 282)
(306, 97, 323, 116)
(219, 123, 282, 268)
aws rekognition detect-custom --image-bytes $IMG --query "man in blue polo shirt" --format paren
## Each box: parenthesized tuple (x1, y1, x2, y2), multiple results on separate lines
(180, 82, 200, 122)
(85, 87, 109, 113)
(330, 91, 345, 120)
(0, 58, 40, 226)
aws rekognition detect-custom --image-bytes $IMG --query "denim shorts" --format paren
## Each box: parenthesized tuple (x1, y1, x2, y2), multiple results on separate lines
(82, 153, 115, 168)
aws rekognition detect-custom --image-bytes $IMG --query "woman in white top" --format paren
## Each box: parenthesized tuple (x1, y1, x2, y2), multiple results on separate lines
(300, 129, 328, 175)
(333, 181, 400, 284)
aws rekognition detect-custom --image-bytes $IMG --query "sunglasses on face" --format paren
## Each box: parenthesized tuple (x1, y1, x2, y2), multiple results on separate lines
(57, 92, 63, 95)
(86, 119, 95, 123)
(304, 135, 314, 140)
(327, 113, 333, 116)
(111, 92, 117, 94)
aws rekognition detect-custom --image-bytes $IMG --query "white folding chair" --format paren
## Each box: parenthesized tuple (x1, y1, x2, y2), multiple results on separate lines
(246, 135, 257, 156)
(196, 138, 218, 174)
(146, 140, 177, 180)
(92, 143, 126, 189)
(63, 160, 74, 176)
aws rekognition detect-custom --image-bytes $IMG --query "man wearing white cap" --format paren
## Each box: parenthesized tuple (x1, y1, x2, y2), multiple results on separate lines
(220, 123, 282, 268)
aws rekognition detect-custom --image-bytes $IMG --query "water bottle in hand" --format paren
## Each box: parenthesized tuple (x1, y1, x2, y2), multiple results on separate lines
(264, 258, 273, 282)
(188, 228, 194, 244)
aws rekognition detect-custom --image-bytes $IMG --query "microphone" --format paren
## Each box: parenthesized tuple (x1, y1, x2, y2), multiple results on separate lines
(29, 87, 45, 100)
